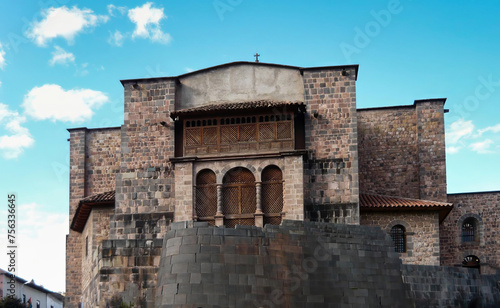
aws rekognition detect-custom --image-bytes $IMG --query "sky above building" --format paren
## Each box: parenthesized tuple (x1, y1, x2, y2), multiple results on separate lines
(0, 0, 499, 293)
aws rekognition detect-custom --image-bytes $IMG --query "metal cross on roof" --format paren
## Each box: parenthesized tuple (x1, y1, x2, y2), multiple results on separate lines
(254, 53, 260, 63)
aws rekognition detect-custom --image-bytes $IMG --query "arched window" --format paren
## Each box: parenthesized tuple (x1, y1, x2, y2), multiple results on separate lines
(261, 165, 283, 226)
(222, 167, 256, 228)
(462, 217, 476, 242)
(195, 169, 217, 225)
(462, 255, 480, 271)
(390, 225, 406, 253)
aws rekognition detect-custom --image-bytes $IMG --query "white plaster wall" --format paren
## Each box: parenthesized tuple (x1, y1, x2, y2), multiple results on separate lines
(177, 64, 304, 109)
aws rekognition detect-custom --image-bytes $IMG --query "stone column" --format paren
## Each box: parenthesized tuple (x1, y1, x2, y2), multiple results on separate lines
(254, 182, 264, 228)
(215, 184, 224, 227)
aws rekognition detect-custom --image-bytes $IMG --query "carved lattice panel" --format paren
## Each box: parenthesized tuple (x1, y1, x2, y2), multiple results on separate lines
(196, 170, 217, 220)
(203, 127, 217, 145)
(262, 182, 283, 214)
(225, 218, 254, 228)
(262, 166, 283, 226)
(185, 128, 201, 146)
(222, 186, 239, 215)
(277, 122, 292, 139)
(241, 186, 256, 214)
(239, 125, 257, 142)
(264, 216, 282, 226)
(259, 123, 274, 141)
(221, 126, 238, 144)
(196, 186, 217, 217)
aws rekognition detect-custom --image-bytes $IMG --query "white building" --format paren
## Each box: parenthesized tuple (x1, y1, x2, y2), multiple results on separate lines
(0, 269, 63, 308)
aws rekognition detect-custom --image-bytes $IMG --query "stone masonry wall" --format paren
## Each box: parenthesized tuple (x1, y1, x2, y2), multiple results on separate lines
(358, 107, 419, 199)
(441, 192, 500, 274)
(85, 128, 121, 196)
(155, 220, 414, 307)
(67, 127, 121, 308)
(66, 129, 86, 308)
(81, 207, 114, 308)
(360, 210, 441, 266)
(415, 100, 447, 202)
(302, 67, 359, 224)
(401, 264, 500, 307)
(114, 79, 176, 232)
(357, 99, 447, 202)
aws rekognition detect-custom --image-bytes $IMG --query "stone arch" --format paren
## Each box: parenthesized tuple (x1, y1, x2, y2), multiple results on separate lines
(457, 213, 484, 246)
(222, 167, 256, 228)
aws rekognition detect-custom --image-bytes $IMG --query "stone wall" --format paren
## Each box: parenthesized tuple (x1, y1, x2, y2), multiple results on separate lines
(441, 191, 500, 274)
(360, 210, 441, 266)
(358, 106, 419, 198)
(357, 99, 447, 202)
(302, 66, 360, 224)
(112, 79, 177, 239)
(155, 220, 413, 307)
(85, 128, 121, 196)
(66, 127, 121, 308)
(402, 264, 500, 307)
(81, 206, 114, 307)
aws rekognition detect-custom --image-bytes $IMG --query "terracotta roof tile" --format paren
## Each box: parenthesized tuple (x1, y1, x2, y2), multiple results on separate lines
(360, 193, 452, 209)
(80, 190, 115, 203)
(171, 100, 305, 117)
(71, 191, 115, 232)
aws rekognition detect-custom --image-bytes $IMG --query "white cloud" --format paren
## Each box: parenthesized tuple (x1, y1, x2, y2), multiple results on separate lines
(446, 146, 461, 154)
(27, 6, 109, 46)
(478, 123, 500, 135)
(0, 81, 2, 88)
(108, 30, 124, 46)
(0, 43, 6, 69)
(185, 67, 194, 73)
(128, 2, 171, 44)
(469, 139, 494, 154)
(0, 202, 68, 292)
(49, 46, 75, 66)
(446, 118, 474, 145)
(22, 84, 109, 123)
(0, 103, 34, 159)
(107, 4, 128, 16)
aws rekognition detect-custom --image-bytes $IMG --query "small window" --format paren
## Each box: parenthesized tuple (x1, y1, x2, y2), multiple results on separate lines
(85, 236, 89, 257)
(390, 225, 406, 253)
(462, 217, 476, 242)
(36, 300, 40, 308)
(23, 295, 26, 303)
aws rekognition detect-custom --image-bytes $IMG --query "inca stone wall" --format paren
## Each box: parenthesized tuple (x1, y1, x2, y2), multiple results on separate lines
(441, 191, 500, 274)
(360, 210, 441, 265)
(402, 264, 500, 307)
(302, 67, 360, 224)
(357, 99, 447, 202)
(155, 220, 413, 307)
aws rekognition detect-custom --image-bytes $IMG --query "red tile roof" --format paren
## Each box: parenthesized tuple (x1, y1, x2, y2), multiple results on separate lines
(170, 100, 305, 117)
(360, 193, 453, 222)
(360, 193, 452, 209)
(71, 191, 115, 232)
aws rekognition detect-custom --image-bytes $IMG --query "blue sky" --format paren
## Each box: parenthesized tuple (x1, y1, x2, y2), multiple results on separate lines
(0, 0, 499, 293)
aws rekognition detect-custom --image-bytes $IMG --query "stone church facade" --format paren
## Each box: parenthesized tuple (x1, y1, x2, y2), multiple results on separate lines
(66, 62, 500, 307)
